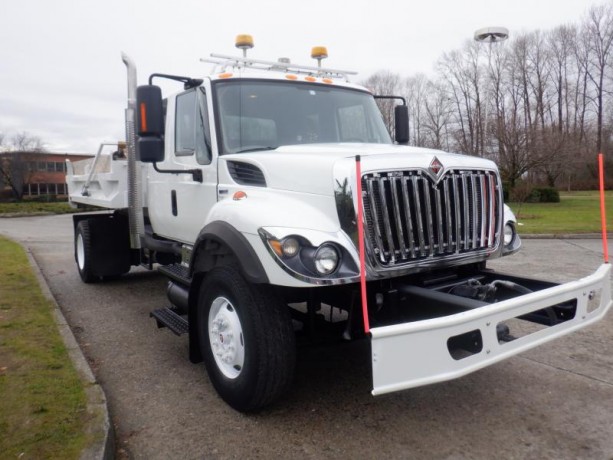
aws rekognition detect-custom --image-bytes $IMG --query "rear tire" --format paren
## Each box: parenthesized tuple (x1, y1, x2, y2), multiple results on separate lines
(197, 265, 295, 412)
(75, 220, 96, 283)
(74, 215, 131, 283)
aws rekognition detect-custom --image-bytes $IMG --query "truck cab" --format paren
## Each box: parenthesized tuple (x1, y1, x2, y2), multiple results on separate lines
(66, 37, 612, 412)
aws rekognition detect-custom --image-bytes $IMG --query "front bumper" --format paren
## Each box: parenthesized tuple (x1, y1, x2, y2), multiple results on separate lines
(370, 263, 612, 395)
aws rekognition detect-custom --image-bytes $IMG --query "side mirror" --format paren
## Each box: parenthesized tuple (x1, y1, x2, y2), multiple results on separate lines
(136, 85, 164, 136)
(136, 85, 165, 163)
(394, 105, 409, 145)
(137, 137, 165, 163)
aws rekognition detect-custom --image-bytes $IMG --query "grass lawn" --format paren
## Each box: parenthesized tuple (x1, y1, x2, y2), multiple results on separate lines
(0, 236, 89, 458)
(0, 201, 77, 216)
(2, 191, 612, 235)
(509, 190, 613, 234)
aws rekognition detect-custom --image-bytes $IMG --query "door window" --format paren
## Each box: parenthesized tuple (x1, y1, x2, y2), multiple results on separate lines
(175, 90, 211, 164)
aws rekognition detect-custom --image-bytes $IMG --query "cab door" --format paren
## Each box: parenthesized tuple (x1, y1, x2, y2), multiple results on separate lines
(147, 86, 217, 243)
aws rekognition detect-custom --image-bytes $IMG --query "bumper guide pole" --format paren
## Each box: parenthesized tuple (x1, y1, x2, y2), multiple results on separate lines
(355, 155, 370, 334)
(598, 153, 609, 263)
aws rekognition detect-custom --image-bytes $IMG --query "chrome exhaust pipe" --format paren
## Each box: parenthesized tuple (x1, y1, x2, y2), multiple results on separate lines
(121, 52, 144, 249)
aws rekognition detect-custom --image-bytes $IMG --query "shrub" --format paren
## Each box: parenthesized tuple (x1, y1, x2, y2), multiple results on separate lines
(502, 182, 511, 202)
(509, 182, 533, 203)
(533, 187, 560, 203)
(24, 194, 62, 203)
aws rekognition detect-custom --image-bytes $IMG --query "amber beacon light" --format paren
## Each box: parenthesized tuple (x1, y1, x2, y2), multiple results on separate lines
(235, 34, 254, 57)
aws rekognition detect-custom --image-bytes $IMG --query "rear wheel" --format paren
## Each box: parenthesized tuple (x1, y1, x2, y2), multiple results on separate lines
(197, 265, 295, 412)
(75, 220, 96, 283)
(74, 215, 131, 283)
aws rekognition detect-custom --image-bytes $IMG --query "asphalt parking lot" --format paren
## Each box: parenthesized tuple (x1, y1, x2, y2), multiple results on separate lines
(1, 214, 612, 459)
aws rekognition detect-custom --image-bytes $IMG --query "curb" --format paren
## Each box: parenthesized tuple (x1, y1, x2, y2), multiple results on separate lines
(520, 233, 613, 239)
(24, 247, 115, 460)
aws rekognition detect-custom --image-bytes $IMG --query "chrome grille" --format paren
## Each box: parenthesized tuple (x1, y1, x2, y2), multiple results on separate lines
(362, 169, 500, 267)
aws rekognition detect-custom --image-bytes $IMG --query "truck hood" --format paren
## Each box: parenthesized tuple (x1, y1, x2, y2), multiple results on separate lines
(221, 143, 498, 196)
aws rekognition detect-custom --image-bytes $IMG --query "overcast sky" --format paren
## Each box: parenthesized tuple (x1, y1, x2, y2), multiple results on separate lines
(0, 0, 606, 153)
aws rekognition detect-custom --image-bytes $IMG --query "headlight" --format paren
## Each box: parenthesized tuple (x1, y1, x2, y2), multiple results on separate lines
(259, 228, 359, 284)
(504, 223, 515, 246)
(314, 244, 339, 275)
(281, 237, 300, 257)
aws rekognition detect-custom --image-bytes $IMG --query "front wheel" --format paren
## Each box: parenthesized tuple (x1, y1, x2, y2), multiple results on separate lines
(197, 266, 295, 412)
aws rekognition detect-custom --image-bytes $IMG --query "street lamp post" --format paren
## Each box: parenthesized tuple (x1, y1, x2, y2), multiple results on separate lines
(474, 26, 509, 159)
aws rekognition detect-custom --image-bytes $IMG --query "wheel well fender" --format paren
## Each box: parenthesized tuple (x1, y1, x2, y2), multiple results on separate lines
(189, 221, 268, 284)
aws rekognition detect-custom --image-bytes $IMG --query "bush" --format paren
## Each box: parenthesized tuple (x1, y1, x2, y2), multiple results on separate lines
(24, 194, 63, 203)
(508, 183, 560, 203)
(509, 182, 534, 203)
(502, 182, 511, 202)
(529, 187, 560, 203)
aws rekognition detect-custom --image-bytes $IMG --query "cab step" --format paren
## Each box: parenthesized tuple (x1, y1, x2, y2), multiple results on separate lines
(150, 307, 189, 336)
(158, 263, 192, 286)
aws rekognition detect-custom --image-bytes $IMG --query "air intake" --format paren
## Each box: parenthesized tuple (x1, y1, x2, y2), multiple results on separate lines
(227, 161, 266, 187)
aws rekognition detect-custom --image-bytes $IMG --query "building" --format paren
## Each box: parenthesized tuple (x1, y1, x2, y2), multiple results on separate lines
(0, 151, 93, 199)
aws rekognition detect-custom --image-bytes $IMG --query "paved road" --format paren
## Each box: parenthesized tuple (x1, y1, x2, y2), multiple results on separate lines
(1, 214, 612, 459)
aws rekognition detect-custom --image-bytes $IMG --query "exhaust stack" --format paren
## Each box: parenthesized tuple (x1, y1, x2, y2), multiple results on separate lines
(121, 52, 145, 249)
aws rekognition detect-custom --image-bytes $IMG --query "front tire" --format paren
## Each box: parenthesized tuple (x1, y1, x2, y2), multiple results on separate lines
(197, 266, 295, 412)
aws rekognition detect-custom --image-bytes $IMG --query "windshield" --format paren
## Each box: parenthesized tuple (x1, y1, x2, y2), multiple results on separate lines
(214, 80, 392, 154)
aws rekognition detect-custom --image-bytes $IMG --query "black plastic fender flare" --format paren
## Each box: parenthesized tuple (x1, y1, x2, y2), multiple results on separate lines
(189, 221, 268, 284)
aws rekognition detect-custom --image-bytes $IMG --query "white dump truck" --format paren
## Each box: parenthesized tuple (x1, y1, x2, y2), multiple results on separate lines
(66, 36, 612, 412)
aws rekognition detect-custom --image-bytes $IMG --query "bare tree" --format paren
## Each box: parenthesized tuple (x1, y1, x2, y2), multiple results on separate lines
(361, 71, 404, 138)
(0, 131, 45, 199)
(362, 1, 613, 190)
(405, 73, 429, 147)
(11, 131, 45, 151)
(422, 81, 453, 150)
(584, 2, 613, 154)
(438, 41, 487, 156)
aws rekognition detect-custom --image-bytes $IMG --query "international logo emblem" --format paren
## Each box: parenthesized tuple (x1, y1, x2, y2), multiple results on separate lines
(429, 156, 443, 177)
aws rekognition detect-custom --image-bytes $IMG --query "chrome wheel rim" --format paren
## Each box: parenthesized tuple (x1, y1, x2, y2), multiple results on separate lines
(208, 296, 245, 379)
(76, 233, 85, 270)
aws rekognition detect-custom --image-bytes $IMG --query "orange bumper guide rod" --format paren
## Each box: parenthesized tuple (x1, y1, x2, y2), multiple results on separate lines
(355, 156, 370, 333)
(598, 153, 609, 263)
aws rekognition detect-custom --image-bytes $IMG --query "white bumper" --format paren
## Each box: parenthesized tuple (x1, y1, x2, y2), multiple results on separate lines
(371, 263, 612, 395)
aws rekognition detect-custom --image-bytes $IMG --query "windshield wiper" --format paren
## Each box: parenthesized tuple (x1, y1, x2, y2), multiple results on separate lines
(235, 146, 278, 153)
